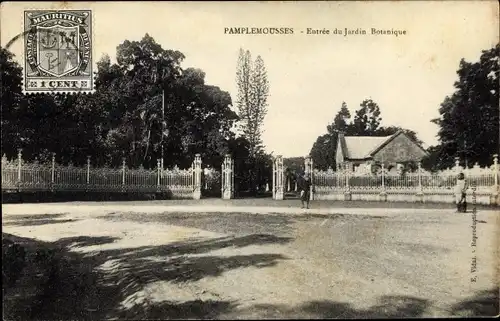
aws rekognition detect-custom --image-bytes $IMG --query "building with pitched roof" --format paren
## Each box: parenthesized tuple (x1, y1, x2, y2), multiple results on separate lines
(335, 130, 428, 173)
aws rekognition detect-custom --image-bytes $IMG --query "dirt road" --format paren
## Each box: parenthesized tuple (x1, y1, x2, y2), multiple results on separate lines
(2, 202, 499, 319)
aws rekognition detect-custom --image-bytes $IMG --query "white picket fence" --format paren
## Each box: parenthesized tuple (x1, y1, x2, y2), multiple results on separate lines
(1, 153, 199, 199)
(312, 159, 499, 205)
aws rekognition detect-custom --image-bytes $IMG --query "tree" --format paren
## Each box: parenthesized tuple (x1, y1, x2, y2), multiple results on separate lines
(311, 102, 354, 170)
(235, 48, 270, 194)
(431, 44, 499, 169)
(107, 34, 186, 168)
(236, 49, 252, 136)
(248, 55, 269, 155)
(1, 47, 24, 159)
(327, 102, 352, 135)
(310, 134, 336, 170)
(0, 35, 242, 169)
(235, 48, 269, 157)
(376, 126, 423, 146)
(283, 157, 304, 173)
(1, 47, 104, 164)
(352, 99, 382, 135)
(421, 145, 442, 172)
(95, 34, 239, 169)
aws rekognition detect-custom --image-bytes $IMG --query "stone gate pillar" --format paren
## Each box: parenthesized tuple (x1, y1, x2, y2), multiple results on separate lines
(492, 154, 499, 205)
(221, 154, 233, 199)
(304, 155, 314, 201)
(273, 155, 284, 200)
(415, 161, 424, 203)
(343, 162, 352, 201)
(192, 154, 202, 200)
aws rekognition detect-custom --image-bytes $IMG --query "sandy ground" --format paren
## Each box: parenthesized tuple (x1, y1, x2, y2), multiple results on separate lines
(2, 201, 499, 319)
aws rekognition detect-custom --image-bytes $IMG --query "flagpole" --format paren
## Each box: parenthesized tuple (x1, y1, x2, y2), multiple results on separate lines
(161, 89, 165, 170)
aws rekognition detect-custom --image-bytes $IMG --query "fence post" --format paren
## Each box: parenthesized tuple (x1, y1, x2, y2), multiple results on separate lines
(310, 157, 314, 201)
(344, 162, 351, 201)
(122, 157, 126, 193)
(17, 149, 22, 192)
(192, 154, 202, 200)
(231, 157, 235, 199)
(418, 162, 422, 190)
(493, 154, 498, 187)
(221, 159, 225, 198)
(272, 157, 276, 199)
(379, 162, 387, 202)
(492, 154, 498, 205)
(51, 153, 56, 192)
(273, 155, 284, 200)
(157, 159, 161, 192)
(204, 168, 209, 190)
(222, 154, 233, 199)
(86, 156, 90, 191)
(415, 161, 424, 203)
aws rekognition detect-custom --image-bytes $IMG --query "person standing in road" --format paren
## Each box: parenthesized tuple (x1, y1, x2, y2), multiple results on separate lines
(455, 172, 467, 213)
(300, 173, 312, 209)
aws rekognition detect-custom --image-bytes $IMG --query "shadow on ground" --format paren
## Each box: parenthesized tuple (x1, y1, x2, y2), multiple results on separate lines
(224, 289, 499, 318)
(2, 232, 291, 320)
(99, 211, 386, 236)
(297, 213, 386, 221)
(2, 213, 79, 227)
(3, 230, 498, 320)
(100, 212, 298, 236)
(449, 288, 500, 317)
(231, 296, 430, 318)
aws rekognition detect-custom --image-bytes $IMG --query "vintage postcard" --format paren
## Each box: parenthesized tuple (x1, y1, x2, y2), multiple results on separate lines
(1, 1, 499, 320)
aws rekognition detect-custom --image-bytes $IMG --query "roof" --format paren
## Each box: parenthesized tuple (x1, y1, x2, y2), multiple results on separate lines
(338, 130, 428, 161)
(343, 135, 393, 159)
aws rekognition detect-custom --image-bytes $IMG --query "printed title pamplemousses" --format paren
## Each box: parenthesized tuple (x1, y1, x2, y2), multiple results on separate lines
(224, 27, 407, 37)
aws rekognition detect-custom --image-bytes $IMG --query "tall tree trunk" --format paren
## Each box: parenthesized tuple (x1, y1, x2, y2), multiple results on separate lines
(143, 126, 151, 163)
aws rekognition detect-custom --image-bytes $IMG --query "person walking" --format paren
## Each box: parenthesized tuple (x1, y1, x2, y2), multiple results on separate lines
(300, 173, 312, 209)
(455, 172, 467, 212)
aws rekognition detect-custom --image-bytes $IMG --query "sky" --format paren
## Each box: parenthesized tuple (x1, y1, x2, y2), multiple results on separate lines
(2, 1, 499, 157)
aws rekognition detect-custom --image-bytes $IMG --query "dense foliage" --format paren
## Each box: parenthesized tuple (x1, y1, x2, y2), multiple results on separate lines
(2, 35, 245, 170)
(425, 44, 499, 170)
(1, 35, 276, 194)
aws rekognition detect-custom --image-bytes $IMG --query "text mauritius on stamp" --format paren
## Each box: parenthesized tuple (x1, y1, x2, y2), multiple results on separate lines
(23, 10, 94, 94)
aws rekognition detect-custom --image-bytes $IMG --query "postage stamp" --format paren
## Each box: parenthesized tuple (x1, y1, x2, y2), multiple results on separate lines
(23, 10, 93, 94)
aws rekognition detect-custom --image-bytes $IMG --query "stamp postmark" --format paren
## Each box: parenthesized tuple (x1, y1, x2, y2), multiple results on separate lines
(23, 10, 94, 94)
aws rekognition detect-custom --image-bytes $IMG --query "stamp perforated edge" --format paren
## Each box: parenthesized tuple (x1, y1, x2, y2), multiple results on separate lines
(21, 8, 96, 95)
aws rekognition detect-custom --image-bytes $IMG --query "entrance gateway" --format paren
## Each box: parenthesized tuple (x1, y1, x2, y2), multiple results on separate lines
(217, 154, 287, 200)
(271, 155, 315, 200)
(200, 154, 315, 200)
